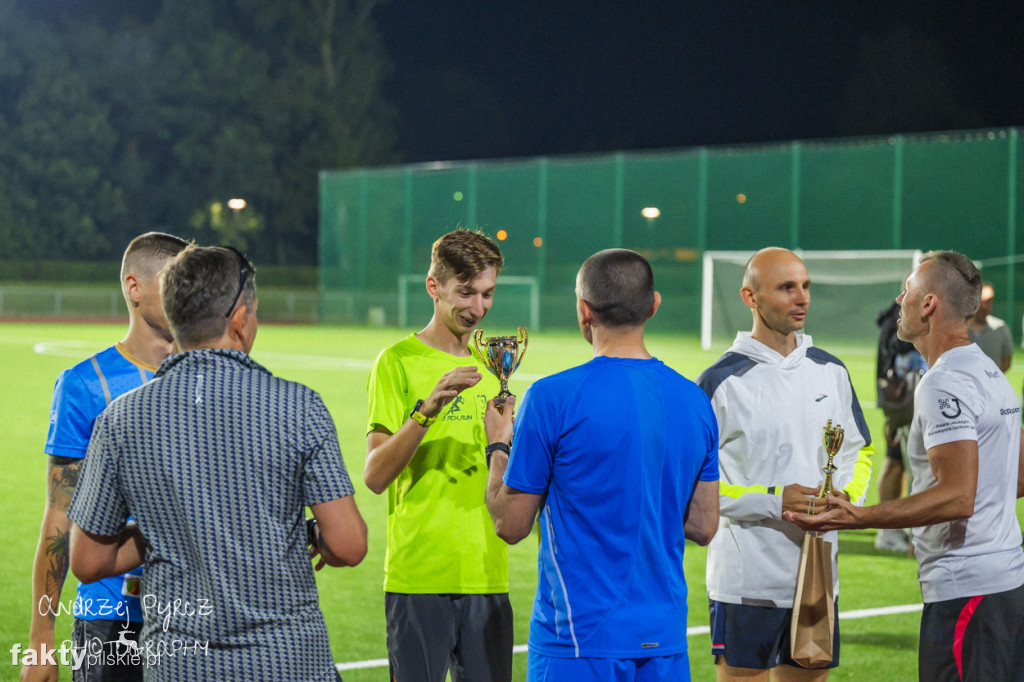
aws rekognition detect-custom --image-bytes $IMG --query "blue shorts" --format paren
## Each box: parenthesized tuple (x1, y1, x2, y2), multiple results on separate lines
(709, 599, 840, 670)
(527, 651, 690, 682)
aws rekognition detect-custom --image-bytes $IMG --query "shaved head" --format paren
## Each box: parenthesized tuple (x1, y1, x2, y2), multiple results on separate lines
(576, 249, 655, 327)
(738, 247, 811, 349)
(117, 231, 189, 344)
(743, 247, 805, 292)
(121, 232, 190, 283)
(916, 250, 981, 321)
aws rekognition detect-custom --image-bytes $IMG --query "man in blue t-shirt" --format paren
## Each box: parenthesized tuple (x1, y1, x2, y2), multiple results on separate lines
(484, 249, 720, 682)
(25, 232, 187, 682)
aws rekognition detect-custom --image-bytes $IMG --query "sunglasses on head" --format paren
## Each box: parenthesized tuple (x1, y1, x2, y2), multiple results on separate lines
(219, 245, 254, 318)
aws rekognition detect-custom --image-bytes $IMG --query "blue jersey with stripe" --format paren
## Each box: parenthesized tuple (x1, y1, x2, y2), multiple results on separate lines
(46, 344, 152, 623)
(504, 356, 719, 659)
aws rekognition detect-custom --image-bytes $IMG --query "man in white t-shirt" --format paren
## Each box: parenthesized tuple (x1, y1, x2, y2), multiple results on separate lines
(787, 250, 1024, 682)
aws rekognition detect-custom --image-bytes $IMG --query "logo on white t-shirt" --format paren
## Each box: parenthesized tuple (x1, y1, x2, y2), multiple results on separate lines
(938, 397, 962, 419)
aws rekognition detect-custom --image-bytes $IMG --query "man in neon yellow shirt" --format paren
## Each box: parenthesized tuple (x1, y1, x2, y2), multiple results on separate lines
(365, 229, 511, 682)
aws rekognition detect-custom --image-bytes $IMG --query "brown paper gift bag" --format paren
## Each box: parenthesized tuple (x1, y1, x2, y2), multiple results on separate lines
(790, 531, 835, 668)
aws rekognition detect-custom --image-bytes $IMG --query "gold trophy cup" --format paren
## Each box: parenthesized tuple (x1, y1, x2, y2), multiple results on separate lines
(819, 420, 845, 499)
(473, 326, 528, 412)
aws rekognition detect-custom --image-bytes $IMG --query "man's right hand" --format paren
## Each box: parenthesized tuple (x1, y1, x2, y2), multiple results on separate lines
(782, 483, 824, 516)
(483, 395, 516, 445)
(21, 636, 59, 682)
(422, 366, 483, 417)
(365, 365, 484, 495)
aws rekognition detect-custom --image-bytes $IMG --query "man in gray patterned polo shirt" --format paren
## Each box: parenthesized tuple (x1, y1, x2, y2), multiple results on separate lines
(67, 245, 367, 681)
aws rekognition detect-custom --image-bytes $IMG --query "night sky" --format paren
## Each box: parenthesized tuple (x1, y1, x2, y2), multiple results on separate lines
(22, 0, 1024, 164)
(375, 1, 1024, 163)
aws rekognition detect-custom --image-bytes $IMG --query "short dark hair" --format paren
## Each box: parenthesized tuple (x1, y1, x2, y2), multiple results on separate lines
(576, 249, 655, 327)
(919, 250, 981, 320)
(161, 245, 256, 347)
(121, 232, 189, 280)
(428, 229, 503, 284)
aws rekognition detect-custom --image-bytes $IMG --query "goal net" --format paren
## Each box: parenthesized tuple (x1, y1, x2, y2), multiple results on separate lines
(398, 275, 540, 331)
(701, 250, 922, 351)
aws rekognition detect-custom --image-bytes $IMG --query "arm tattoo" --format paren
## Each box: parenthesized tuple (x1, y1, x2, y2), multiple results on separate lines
(42, 456, 79, 623)
(43, 529, 70, 624)
(46, 456, 81, 509)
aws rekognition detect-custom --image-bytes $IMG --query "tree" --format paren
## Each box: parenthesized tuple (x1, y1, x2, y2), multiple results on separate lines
(0, 8, 125, 259)
(139, 0, 397, 264)
(0, 1, 396, 264)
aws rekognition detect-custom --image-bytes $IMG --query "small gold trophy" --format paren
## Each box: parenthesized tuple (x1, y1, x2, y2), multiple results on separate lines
(473, 326, 528, 413)
(819, 420, 845, 499)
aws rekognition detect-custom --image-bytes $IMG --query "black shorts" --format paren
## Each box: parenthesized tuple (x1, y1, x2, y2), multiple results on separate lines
(709, 599, 840, 670)
(385, 592, 513, 682)
(919, 582, 1024, 682)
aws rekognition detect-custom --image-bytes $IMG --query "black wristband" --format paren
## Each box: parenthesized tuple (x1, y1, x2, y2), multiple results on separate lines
(485, 441, 510, 469)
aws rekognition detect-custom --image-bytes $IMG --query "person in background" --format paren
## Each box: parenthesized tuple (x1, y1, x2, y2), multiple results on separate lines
(25, 231, 187, 682)
(968, 281, 1012, 372)
(874, 301, 927, 554)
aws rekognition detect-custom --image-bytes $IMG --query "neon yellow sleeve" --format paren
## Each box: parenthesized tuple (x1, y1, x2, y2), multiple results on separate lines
(719, 482, 784, 499)
(843, 443, 874, 504)
(718, 481, 785, 521)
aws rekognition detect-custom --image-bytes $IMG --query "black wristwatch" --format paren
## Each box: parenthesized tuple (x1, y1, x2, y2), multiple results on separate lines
(306, 517, 319, 549)
(409, 399, 437, 427)
(485, 441, 510, 468)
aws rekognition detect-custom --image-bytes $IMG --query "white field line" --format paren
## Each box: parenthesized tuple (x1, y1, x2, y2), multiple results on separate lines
(27, 341, 380, 371)
(28, 340, 107, 359)
(335, 602, 923, 671)
(27, 340, 547, 381)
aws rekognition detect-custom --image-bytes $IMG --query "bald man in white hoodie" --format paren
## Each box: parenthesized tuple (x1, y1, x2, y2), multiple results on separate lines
(697, 247, 874, 682)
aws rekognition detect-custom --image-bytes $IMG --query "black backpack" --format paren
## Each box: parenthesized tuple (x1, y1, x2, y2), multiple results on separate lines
(876, 303, 924, 428)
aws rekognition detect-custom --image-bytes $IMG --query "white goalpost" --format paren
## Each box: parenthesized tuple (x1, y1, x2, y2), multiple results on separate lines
(701, 250, 923, 351)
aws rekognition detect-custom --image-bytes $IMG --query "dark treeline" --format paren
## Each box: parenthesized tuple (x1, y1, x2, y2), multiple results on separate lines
(0, 0, 396, 265)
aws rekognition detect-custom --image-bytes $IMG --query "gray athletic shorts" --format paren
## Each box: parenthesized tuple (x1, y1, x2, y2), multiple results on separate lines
(385, 592, 513, 682)
(72, 618, 143, 682)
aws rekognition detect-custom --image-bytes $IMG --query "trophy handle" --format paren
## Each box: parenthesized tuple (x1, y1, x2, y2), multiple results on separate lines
(472, 329, 486, 365)
(509, 327, 529, 374)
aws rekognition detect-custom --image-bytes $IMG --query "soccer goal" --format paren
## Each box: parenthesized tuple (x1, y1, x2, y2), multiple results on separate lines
(398, 274, 541, 331)
(701, 250, 923, 350)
